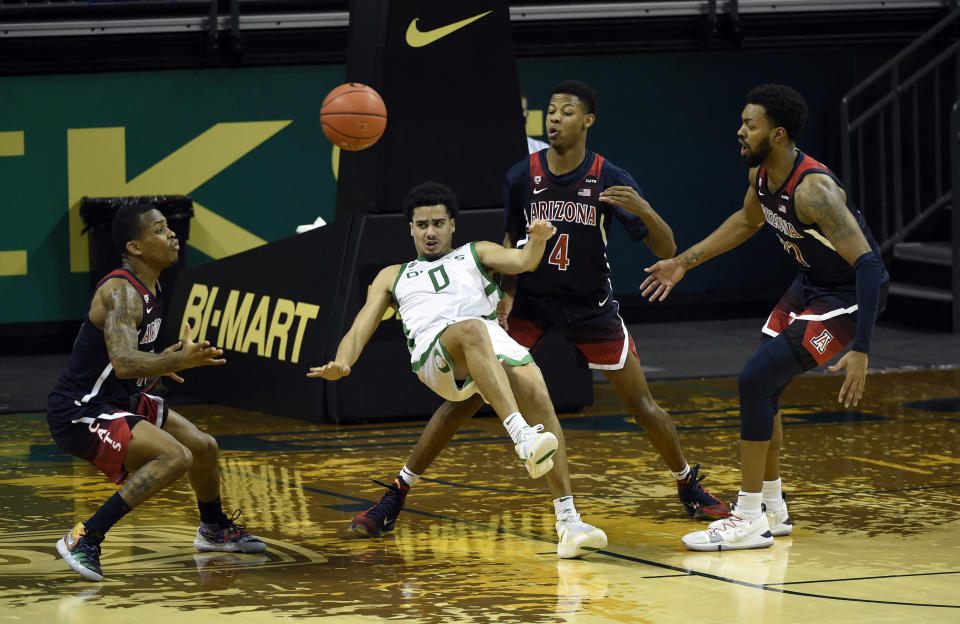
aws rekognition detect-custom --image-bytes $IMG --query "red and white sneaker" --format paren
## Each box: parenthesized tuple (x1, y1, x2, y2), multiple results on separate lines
(682, 506, 774, 552)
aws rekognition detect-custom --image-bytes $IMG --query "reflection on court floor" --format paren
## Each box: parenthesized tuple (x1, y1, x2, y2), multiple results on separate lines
(1, 369, 957, 623)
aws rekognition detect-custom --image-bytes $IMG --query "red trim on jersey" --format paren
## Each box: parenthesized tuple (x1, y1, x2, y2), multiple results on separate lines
(96, 269, 148, 295)
(95, 268, 159, 312)
(758, 152, 832, 197)
(529, 152, 606, 188)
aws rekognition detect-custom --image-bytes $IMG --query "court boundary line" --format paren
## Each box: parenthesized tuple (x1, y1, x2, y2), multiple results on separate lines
(224, 466, 960, 610)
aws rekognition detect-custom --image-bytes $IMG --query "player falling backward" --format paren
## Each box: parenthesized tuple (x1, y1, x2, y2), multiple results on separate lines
(308, 181, 609, 558)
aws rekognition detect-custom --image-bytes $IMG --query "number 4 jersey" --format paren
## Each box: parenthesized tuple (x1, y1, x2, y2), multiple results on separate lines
(503, 149, 650, 299)
(392, 242, 503, 371)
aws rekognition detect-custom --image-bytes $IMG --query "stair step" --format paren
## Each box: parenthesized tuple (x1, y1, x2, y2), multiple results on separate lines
(888, 282, 954, 302)
(893, 242, 953, 266)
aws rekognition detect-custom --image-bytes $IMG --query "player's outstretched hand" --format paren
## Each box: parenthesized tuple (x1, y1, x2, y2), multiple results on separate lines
(527, 219, 557, 241)
(640, 258, 686, 302)
(159, 339, 186, 383)
(828, 350, 868, 407)
(179, 322, 227, 369)
(307, 362, 351, 380)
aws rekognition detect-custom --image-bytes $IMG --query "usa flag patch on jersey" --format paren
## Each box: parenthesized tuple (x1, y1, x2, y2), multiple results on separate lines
(578, 188, 591, 197)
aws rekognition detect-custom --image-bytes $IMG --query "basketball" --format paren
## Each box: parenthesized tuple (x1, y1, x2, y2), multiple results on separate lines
(320, 83, 387, 151)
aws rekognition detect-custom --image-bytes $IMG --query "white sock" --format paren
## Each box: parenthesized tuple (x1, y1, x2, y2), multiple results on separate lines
(554, 496, 578, 524)
(398, 465, 420, 488)
(670, 463, 691, 480)
(503, 412, 530, 445)
(736, 491, 763, 519)
(762, 478, 784, 509)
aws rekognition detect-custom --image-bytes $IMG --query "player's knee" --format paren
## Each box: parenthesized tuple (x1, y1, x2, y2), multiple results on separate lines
(435, 397, 481, 424)
(456, 319, 488, 346)
(627, 395, 661, 422)
(167, 443, 193, 475)
(738, 363, 768, 400)
(193, 432, 219, 461)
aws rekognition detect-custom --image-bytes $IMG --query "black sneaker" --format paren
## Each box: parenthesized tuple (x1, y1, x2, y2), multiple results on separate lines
(56, 522, 104, 581)
(350, 478, 409, 537)
(677, 464, 731, 520)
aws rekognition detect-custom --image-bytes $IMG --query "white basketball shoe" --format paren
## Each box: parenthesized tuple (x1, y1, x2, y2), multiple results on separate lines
(514, 424, 558, 478)
(682, 506, 774, 552)
(556, 514, 608, 559)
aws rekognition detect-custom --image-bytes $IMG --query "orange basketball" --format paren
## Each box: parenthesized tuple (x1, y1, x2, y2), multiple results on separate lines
(320, 83, 387, 151)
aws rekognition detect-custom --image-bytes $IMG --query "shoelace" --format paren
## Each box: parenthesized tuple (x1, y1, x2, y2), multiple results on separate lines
(364, 479, 404, 523)
(214, 509, 250, 536)
(521, 424, 545, 444)
(78, 538, 102, 561)
(679, 463, 704, 487)
(558, 512, 582, 526)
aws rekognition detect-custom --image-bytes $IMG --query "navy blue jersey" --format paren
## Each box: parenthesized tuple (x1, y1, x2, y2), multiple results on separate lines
(756, 151, 886, 288)
(48, 269, 163, 419)
(504, 149, 649, 298)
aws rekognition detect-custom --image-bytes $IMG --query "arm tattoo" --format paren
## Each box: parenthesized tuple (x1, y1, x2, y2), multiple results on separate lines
(797, 179, 854, 242)
(681, 250, 703, 267)
(102, 283, 164, 378)
(117, 467, 159, 507)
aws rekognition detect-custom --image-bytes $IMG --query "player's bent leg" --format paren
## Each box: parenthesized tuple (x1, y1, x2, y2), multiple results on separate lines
(504, 363, 606, 558)
(350, 396, 485, 538)
(438, 320, 521, 420)
(604, 356, 729, 520)
(57, 420, 192, 581)
(121, 419, 194, 506)
(163, 409, 219, 501)
(407, 396, 485, 474)
(604, 355, 684, 470)
(504, 363, 568, 494)
(161, 411, 266, 554)
(503, 368, 559, 480)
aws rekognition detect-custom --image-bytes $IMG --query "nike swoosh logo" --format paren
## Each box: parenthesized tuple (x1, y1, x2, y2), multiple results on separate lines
(599, 295, 609, 306)
(405, 11, 493, 48)
(146, 307, 154, 314)
(533, 187, 547, 194)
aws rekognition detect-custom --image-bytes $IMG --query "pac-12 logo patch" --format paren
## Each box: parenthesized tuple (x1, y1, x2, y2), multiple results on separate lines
(809, 329, 833, 354)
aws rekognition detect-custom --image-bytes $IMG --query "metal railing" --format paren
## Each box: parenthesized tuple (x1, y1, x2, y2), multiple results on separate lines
(952, 101, 960, 331)
(840, 6, 960, 253)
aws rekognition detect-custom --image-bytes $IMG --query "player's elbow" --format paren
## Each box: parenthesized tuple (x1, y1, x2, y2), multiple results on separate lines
(647, 234, 676, 259)
(111, 361, 137, 379)
(656, 238, 677, 259)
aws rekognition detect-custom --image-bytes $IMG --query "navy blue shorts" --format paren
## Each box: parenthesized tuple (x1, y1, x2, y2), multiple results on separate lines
(506, 292, 639, 370)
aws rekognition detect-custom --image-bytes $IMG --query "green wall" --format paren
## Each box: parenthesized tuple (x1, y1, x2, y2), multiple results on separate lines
(0, 48, 856, 325)
(0, 65, 345, 324)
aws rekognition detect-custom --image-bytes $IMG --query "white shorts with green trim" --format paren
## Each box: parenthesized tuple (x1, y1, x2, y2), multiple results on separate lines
(414, 318, 533, 402)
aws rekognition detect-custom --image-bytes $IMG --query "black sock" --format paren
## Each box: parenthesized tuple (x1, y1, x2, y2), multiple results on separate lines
(84, 493, 131, 542)
(197, 497, 224, 525)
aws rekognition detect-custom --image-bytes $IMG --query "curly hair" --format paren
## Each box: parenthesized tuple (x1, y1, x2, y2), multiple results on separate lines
(403, 181, 458, 222)
(746, 84, 808, 140)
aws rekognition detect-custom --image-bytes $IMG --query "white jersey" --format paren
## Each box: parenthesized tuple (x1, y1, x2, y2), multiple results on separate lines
(392, 242, 502, 372)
